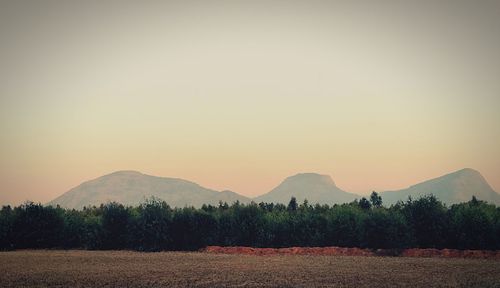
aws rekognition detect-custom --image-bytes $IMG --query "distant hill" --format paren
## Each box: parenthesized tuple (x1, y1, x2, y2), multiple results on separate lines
(48, 171, 250, 209)
(48, 168, 500, 209)
(254, 173, 358, 205)
(380, 168, 500, 205)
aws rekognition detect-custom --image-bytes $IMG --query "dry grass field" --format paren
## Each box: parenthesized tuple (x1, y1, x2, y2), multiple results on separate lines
(1, 250, 499, 288)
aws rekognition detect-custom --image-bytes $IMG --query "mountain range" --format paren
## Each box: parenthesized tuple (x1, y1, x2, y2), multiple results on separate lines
(48, 168, 500, 209)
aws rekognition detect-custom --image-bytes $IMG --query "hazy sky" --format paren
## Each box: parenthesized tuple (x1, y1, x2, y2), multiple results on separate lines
(1, 0, 499, 205)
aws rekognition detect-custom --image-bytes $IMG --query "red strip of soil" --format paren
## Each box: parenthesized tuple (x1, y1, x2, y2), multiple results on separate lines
(201, 246, 500, 259)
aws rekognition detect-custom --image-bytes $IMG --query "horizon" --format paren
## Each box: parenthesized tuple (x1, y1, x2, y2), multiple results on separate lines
(10, 166, 500, 206)
(1, 0, 500, 206)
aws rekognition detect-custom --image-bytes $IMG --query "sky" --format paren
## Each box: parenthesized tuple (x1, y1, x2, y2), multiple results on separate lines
(1, 0, 499, 206)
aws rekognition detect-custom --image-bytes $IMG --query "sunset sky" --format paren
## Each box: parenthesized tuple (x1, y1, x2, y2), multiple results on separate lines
(1, 0, 499, 206)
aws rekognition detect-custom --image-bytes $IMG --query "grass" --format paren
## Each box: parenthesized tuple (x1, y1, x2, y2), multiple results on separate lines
(1, 250, 499, 287)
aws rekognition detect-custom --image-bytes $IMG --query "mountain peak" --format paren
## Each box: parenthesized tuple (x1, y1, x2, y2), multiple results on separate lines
(285, 173, 336, 186)
(254, 172, 356, 204)
(458, 167, 479, 173)
(220, 190, 238, 194)
(106, 170, 144, 176)
(451, 168, 482, 178)
(382, 168, 499, 205)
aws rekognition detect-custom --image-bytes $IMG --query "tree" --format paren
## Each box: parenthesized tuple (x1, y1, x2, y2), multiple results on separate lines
(326, 205, 364, 247)
(359, 198, 371, 210)
(82, 211, 102, 250)
(0, 206, 14, 250)
(370, 191, 382, 208)
(132, 198, 172, 251)
(12, 202, 64, 248)
(299, 199, 310, 211)
(230, 204, 265, 246)
(403, 195, 448, 248)
(62, 209, 86, 248)
(447, 198, 496, 249)
(172, 207, 217, 250)
(362, 208, 410, 249)
(2, 193, 499, 251)
(218, 201, 229, 210)
(100, 202, 131, 249)
(287, 197, 298, 212)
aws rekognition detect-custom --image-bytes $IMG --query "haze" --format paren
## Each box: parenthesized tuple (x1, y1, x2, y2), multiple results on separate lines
(1, 0, 499, 206)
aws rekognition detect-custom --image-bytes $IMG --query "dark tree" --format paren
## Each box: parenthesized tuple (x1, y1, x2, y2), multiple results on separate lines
(362, 208, 410, 249)
(62, 209, 86, 248)
(370, 191, 382, 208)
(132, 198, 172, 251)
(326, 205, 363, 247)
(11, 202, 64, 249)
(287, 197, 298, 212)
(100, 202, 131, 249)
(447, 198, 496, 249)
(171, 207, 218, 250)
(359, 198, 371, 210)
(0, 205, 14, 250)
(403, 195, 448, 248)
(2, 194, 499, 251)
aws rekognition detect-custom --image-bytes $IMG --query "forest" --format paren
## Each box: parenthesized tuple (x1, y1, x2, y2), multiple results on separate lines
(1, 193, 499, 251)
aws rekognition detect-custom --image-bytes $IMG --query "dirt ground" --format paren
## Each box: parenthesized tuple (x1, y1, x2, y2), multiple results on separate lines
(202, 246, 500, 259)
(1, 250, 499, 287)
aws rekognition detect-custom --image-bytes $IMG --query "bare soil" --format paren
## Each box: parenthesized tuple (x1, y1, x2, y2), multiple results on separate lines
(1, 250, 499, 287)
(203, 246, 500, 259)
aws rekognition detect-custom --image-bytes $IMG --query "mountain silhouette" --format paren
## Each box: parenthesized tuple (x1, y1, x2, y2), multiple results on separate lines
(380, 168, 500, 205)
(254, 173, 358, 205)
(48, 171, 250, 209)
(48, 168, 500, 209)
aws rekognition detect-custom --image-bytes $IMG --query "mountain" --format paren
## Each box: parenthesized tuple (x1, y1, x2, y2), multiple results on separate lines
(48, 168, 500, 209)
(48, 171, 251, 209)
(380, 168, 500, 205)
(254, 173, 358, 205)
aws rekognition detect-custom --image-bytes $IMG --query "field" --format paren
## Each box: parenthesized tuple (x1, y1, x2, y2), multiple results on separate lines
(1, 250, 499, 287)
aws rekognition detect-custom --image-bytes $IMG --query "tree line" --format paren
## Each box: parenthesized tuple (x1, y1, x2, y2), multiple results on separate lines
(1, 193, 499, 251)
